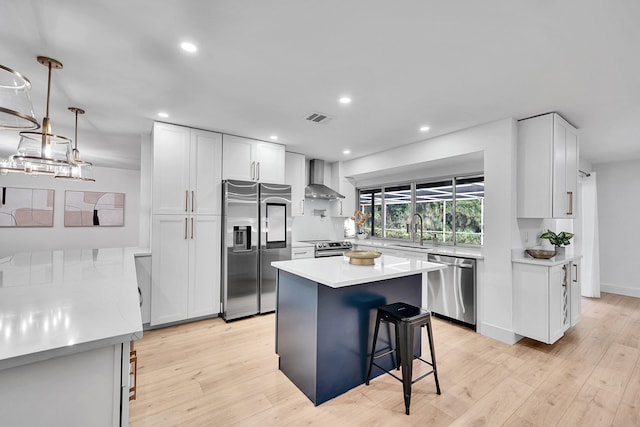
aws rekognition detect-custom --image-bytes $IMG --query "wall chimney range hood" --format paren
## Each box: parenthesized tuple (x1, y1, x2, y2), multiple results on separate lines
(305, 159, 344, 199)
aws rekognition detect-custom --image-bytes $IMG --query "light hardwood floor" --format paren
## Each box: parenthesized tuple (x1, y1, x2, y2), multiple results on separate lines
(130, 292, 640, 426)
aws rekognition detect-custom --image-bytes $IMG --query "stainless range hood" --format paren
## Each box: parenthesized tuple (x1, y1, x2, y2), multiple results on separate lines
(305, 159, 344, 199)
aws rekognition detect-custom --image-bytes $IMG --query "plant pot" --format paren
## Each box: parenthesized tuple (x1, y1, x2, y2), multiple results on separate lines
(356, 232, 367, 240)
(555, 246, 565, 257)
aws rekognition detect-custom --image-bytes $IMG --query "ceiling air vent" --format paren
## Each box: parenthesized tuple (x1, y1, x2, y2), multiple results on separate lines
(305, 112, 332, 124)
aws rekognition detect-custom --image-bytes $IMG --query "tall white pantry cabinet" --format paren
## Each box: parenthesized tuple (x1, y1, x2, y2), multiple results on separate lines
(151, 122, 222, 326)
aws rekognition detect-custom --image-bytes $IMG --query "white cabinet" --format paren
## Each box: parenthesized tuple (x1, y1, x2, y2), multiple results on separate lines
(517, 113, 579, 218)
(291, 245, 314, 259)
(151, 215, 221, 326)
(153, 122, 223, 215)
(330, 162, 356, 217)
(513, 261, 577, 344)
(0, 343, 131, 426)
(285, 152, 306, 216)
(570, 260, 581, 326)
(222, 134, 285, 183)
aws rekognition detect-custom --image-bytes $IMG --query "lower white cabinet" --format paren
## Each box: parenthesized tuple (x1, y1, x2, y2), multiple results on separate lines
(513, 260, 579, 344)
(0, 343, 131, 426)
(151, 214, 221, 326)
(291, 245, 314, 259)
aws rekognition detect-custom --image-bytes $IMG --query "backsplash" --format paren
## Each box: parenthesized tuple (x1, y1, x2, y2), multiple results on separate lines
(291, 215, 345, 241)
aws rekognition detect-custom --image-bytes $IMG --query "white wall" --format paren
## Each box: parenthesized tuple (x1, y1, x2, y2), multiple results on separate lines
(594, 159, 640, 297)
(0, 166, 140, 258)
(342, 118, 519, 344)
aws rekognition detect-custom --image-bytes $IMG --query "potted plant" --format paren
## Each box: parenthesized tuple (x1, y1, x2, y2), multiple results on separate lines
(539, 229, 574, 256)
(352, 210, 371, 239)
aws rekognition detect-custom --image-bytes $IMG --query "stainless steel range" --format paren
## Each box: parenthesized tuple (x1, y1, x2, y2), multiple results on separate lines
(299, 240, 353, 257)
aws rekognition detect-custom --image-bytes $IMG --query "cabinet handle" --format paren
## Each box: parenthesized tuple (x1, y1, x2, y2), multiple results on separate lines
(129, 350, 138, 401)
(562, 264, 567, 287)
(300, 200, 304, 215)
(184, 218, 188, 239)
(191, 218, 194, 239)
(567, 191, 573, 215)
(573, 264, 578, 283)
(251, 161, 255, 181)
(257, 162, 260, 181)
(191, 191, 195, 212)
(185, 190, 189, 212)
(339, 201, 343, 216)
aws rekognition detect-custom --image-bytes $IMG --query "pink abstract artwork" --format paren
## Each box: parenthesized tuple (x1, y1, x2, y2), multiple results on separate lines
(64, 191, 125, 227)
(0, 187, 54, 227)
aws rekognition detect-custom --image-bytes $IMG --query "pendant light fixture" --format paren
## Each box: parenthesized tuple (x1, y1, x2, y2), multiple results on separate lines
(12, 56, 73, 175)
(56, 107, 95, 182)
(0, 64, 39, 130)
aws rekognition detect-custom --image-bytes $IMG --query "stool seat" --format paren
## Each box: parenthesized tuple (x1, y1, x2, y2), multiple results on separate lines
(365, 302, 440, 415)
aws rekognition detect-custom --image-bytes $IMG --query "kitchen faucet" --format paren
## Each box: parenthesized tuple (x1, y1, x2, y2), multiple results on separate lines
(413, 213, 424, 246)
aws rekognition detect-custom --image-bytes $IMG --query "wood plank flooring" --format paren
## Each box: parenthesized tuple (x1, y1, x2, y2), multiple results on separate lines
(129, 292, 640, 426)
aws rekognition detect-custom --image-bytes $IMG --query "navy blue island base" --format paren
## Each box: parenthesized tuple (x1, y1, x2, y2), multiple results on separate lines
(275, 269, 423, 405)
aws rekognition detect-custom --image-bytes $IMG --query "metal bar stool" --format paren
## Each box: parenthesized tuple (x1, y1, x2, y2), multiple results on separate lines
(365, 302, 441, 415)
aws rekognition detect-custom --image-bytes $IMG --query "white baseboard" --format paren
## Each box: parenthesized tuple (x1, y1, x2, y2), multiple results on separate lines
(479, 322, 520, 345)
(601, 283, 640, 298)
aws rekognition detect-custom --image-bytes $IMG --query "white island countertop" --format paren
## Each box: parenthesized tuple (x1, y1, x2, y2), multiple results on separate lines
(0, 247, 144, 370)
(272, 254, 446, 288)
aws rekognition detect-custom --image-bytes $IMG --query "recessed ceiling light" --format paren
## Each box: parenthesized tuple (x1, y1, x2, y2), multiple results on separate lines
(343, 149, 351, 155)
(180, 42, 198, 53)
(269, 135, 278, 141)
(339, 96, 352, 105)
(420, 125, 430, 132)
(157, 112, 169, 118)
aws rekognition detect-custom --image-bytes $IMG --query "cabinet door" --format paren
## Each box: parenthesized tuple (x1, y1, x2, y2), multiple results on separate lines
(570, 261, 581, 326)
(151, 215, 189, 325)
(188, 215, 221, 318)
(255, 141, 285, 183)
(553, 115, 578, 218)
(285, 152, 305, 216)
(222, 135, 254, 181)
(513, 263, 550, 342)
(191, 129, 223, 215)
(153, 123, 191, 214)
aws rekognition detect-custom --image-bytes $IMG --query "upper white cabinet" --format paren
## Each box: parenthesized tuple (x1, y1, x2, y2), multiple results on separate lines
(153, 122, 223, 215)
(285, 152, 306, 216)
(222, 134, 285, 183)
(517, 113, 578, 218)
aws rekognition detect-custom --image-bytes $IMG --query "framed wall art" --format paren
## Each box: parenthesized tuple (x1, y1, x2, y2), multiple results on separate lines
(0, 187, 54, 227)
(64, 191, 125, 227)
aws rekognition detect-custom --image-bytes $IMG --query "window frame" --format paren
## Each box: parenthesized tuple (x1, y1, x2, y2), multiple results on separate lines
(357, 173, 484, 247)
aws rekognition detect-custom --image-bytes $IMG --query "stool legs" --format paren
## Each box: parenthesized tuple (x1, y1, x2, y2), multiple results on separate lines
(426, 320, 441, 395)
(365, 311, 382, 385)
(397, 321, 414, 415)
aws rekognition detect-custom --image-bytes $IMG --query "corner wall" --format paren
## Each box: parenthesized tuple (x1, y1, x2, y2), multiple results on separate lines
(0, 166, 141, 258)
(342, 118, 519, 344)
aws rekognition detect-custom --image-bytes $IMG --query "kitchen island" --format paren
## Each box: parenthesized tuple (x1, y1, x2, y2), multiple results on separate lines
(271, 254, 445, 405)
(0, 248, 143, 426)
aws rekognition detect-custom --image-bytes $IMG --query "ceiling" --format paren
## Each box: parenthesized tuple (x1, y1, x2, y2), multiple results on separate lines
(2, 1, 639, 171)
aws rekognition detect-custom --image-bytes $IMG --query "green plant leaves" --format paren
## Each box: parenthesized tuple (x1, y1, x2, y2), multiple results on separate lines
(539, 229, 574, 246)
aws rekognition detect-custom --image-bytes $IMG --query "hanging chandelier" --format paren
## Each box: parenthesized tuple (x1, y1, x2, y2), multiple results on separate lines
(0, 64, 39, 130)
(0, 56, 94, 180)
(56, 107, 95, 182)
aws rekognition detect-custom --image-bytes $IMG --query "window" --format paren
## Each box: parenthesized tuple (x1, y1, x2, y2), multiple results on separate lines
(384, 185, 411, 239)
(358, 188, 382, 237)
(357, 175, 484, 246)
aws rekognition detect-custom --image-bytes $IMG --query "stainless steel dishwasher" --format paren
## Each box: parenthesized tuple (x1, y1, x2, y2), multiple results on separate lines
(427, 254, 476, 329)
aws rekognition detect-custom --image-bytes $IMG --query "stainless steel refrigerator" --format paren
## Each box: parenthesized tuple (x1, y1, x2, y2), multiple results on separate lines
(221, 180, 291, 321)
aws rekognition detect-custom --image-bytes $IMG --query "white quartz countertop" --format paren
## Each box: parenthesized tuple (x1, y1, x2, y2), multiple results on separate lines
(272, 253, 446, 288)
(0, 247, 144, 368)
(353, 239, 483, 259)
(512, 250, 583, 266)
